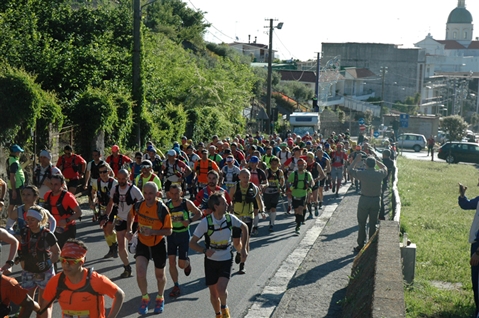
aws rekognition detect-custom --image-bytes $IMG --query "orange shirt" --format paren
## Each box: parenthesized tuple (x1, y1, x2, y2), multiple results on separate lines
(132, 200, 172, 246)
(44, 190, 79, 226)
(42, 269, 119, 318)
(194, 159, 219, 184)
(0, 275, 28, 311)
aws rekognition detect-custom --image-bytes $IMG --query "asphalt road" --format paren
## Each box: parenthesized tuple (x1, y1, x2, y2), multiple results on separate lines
(2, 193, 340, 318)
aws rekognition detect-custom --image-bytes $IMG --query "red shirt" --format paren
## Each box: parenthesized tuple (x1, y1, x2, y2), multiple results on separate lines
(44, 190, 79, 227)
(57, 154, 86, 180)
(106, 154, 132, 176)
(330, 151, 348, 168)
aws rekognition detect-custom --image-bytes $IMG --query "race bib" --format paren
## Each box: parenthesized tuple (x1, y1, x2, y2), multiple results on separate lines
(63, 309, 90, 318)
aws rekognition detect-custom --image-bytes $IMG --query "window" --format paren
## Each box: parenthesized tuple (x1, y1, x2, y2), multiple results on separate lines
(454, 32, 457, 39)
(464, 31, 468, 39)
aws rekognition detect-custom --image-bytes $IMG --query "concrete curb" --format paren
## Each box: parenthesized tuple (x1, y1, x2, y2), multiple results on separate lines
(244, 184, 351, 318)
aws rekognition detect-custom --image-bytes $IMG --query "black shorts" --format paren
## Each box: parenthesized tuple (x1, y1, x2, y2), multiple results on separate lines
(204, 257, 233, 286)
(232, 219, 252, 238)
(115, 220, 138, 233)
(263, 192, 280, 210)
(292, 197, 306, 209)
(311, 182, 319, 191)
(66, 179, 80, 189)
(8, 188, 23, 205)
(55, 224, 77, 249)
(319, 179, 325, 187)
(135, 238, 167, 269)
(167, 231, 190, 260)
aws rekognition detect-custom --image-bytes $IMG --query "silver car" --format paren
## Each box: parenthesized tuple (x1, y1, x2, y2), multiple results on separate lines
(397, 133, 427, 152)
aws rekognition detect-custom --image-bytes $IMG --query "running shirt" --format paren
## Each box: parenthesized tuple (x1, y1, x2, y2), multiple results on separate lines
(162, 159, 188, 183)
(115, 184, 144, 220)
(193, 214, 243, 261)
(43, 269, 120, 318)
(35, 165, 62, 198)
(330, 151, 348, 168)
(43, 190, 79, 227)
(57, 154, 86, 180)
(277, 151, 291, 166)
(0, 275, 28, 309)
(133, 200, 172, 246)
(7, 156, 25, 189)
(288, 171, 312, 198)
(221, 165, 241, 188)
(264, 168, 283, 194)
(248, 168, 266, 188)
(106, 154, 132, 176)
(86, 160, 111, 187)
(134, 173, 162, 192)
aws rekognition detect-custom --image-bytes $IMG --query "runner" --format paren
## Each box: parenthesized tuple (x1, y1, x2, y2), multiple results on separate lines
(43, 174, 82, 249)
(329, 142, 348, 197)
(0, 272, 39, 317)
(33, 150, 62, 204)
(185, 145, 200, 200)
(106, 145, 132, 177)
(315, 148, 331, 210)
(264, 157, 285, 231)
(194, 150, 219, 189)
(107, 169, 144, 278)
(229, 169, 264, 274)
(56, 145, 86, 195)
(0, 227, 19, 275)
(195, 170, 232, 217)
(84, 149, 112, 221)
(166, 184, 202, 298)
(129, 152, 144, 182)
(161, 149, 192, 198)
(91, 162, 119, 259)
(126, 182, 172, 315)
(189, 192, 249, 318)
(18, 206, 60, 318)
(220, 155, 241, 194)
(134, 160, 162, 193)
(287, 159, 312, 235)
(41, 239, 125, 318)
(305, 152, 326, 217)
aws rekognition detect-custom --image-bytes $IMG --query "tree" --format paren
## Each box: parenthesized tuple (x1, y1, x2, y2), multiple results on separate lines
(440, 115, 468, 141)
(275, 81, 314, 107)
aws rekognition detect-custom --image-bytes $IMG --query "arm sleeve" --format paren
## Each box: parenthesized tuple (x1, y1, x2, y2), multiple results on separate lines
(458, 196, 479, 210)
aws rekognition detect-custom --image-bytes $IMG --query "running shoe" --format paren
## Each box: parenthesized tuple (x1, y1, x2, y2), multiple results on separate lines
(294, 226, 300, 235)
(184, 257, 192, 276)
(120, 265, 132, 278)
(286, 204, 292, 214)
(335, 192, 339, 198)
(138, 298, 150, 315)
(103, 247, 114, 259)
(222, 307, 231, 318)
(314, 205, 319, 217)
(269, 225, 274, 232)
(251, 227, 259, 236)
(154, 298, 165, 314)
(169, 286, 181, 298)
(235, 252, 241, 264)
(238, 262, 246, 274)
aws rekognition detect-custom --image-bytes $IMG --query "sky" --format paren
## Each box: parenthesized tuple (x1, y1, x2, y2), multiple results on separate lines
(185, 0, 479, 61)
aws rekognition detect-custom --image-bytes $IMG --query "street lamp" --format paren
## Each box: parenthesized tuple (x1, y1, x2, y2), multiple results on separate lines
(266, 19, 283, 134)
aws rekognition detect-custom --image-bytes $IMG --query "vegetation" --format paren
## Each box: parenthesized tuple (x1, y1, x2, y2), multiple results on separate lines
(398, 156, 476, 317)
(0, 0, 258, 155)
(393, 93, 420, 115)
(440, 115, 468, 141)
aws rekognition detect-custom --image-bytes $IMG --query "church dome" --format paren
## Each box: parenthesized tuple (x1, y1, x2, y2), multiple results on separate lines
(447, 6, 473, 24)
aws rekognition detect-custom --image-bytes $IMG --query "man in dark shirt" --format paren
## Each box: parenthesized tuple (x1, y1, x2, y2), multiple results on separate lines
(379, 150, 395, 220)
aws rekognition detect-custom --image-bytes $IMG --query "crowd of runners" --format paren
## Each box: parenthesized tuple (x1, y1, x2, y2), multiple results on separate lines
(0, 130, 396, 317)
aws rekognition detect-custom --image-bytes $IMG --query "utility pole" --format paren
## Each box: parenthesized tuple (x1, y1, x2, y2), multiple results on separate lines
(133, 0, 142, 150)
(314, 52, 321, 111)
(266, 19, 274, 135)
(380, 66, 388, 115)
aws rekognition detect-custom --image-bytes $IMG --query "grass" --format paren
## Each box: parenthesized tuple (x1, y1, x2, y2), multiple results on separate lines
(398, 156, 479, 317)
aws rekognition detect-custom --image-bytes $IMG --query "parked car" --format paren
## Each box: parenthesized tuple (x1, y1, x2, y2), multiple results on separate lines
(437, 141, 479, 164)
(396, 133, 427, 152)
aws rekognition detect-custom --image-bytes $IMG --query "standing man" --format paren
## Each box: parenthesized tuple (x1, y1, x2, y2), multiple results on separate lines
(41, 239, 125, 318)
(56, 145, 86, 195)
(126, 182, 172, 315)
(348, 156, 387, 252)
(166, 184, 202, 298)
(427, 135, 435, 161)
(189, 192, 249, 318)
(287, 159, 312, 235)
(6, 144, 25, 220)
(107, 145, 132, 177)
(458, 183, 479, 318)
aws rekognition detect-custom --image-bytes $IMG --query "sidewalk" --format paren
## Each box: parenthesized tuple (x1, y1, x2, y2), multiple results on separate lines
(242, 182, 361, 317)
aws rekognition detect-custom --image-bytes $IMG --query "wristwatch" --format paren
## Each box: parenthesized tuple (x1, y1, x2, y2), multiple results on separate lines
(5, 260, 14, 266)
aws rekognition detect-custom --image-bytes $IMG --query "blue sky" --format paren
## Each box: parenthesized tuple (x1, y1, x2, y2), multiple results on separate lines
(186, 0, 479, 61)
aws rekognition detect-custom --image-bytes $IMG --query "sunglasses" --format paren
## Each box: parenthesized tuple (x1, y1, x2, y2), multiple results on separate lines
(59, 257, 84, 265)
(99, 170, 108, 174)
(141, 165, 151, 169)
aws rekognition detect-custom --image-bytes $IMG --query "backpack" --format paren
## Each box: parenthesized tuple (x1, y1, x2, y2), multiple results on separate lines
(38, 268, 99, 316)
(163, 159, 180, 178)
(136, 174, 156, 191)
(61, 155, 79, 173)
(204, 214, 233, 249)
(195, 159, 213, 175)
(96, 178, 115, 206)
(44, 190, 73, 216)
(293, 171, 309, 190)
(113, 184, 136, 206)
(108, 154, 124, 171)
(133, 200, 168, 224)
(34, 165, 52, 187)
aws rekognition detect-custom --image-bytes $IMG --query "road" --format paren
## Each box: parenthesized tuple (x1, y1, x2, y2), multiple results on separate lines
(1, 191, 344, 318)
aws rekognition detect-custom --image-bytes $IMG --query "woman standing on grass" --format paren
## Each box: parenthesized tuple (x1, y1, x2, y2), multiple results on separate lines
(18, 206, 60, 318)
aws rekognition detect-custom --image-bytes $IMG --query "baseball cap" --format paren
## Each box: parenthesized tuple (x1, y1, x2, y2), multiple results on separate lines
(111, 145, 119, 153)
(167, 149, 176, 157)
(141, 160, 152, 168)
(201, 149, 208, 153)
(250, 156, 259, 163)
(10, 145, 24, 153)
(181, 136, 187, 140)
(147, 145, 156, 153)
(39, 150, 51, 160)
(226, 157, 234, 162)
